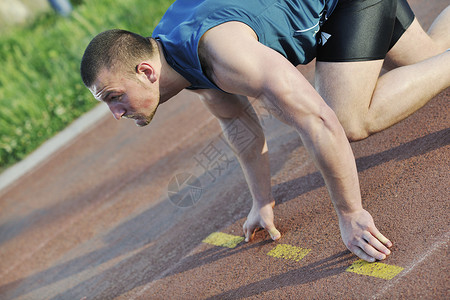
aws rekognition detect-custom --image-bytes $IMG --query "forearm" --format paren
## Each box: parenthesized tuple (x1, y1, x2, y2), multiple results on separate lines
(218, 111, 273, 207)
(197, 90, 274, 208)
(258, 81, 364, 217)
(299, 107, 363, 216)
(206, 95, 280, 241)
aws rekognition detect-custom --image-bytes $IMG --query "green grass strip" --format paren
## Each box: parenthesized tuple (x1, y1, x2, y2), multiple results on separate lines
(0, 0, 174, 171)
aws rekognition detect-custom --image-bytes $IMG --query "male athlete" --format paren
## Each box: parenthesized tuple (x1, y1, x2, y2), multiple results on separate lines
(80, 0, 450, 262)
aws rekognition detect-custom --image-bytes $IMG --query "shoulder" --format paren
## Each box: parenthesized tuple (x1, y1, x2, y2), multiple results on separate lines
(198, 21, 286, 97)
(198, 21, 259, 86)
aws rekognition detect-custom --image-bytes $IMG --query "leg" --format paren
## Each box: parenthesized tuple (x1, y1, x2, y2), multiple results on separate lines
(316, 4, 450, 141)
(385, 6, 450, 67)
(316, 51, 450, 141)
(427, 5, 450, 50)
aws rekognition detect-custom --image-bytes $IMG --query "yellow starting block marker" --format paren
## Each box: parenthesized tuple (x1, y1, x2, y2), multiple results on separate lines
(202, 232, 245, 248)
(267, 244, 311, 262)
(346, 259, 404, 280)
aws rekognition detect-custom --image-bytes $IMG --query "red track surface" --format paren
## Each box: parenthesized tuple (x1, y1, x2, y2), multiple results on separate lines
(0, 1, 449, 299)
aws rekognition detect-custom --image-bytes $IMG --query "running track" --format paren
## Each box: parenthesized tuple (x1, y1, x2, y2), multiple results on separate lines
(0, 1, 448, 299)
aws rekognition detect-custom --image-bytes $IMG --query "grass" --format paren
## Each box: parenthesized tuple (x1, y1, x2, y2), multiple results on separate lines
(0, 0, 173, 171)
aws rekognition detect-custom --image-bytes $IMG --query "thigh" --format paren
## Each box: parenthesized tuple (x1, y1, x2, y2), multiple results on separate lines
(317, 0, 417, 64)
(314, 60, 384, 126)
(317, 0, 397, 62)
(385, 18, 445, 67)
(315, 0, 412, 123)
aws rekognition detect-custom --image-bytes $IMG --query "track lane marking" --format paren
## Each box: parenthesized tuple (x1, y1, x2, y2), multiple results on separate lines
(202, 232, 244, 248)
(346, 259, 404, 280)
(371, 231, 450, 298)
(267, 244, 311, 261)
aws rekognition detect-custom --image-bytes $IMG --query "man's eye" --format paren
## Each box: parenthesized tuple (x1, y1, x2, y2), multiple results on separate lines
(111, 95, 122, 101)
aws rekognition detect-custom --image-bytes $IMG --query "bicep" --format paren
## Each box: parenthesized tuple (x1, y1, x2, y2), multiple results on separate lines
(199, 22, 278, 96)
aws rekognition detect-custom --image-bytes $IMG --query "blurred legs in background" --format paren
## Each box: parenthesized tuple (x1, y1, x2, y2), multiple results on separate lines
(48, 0, 72, 17)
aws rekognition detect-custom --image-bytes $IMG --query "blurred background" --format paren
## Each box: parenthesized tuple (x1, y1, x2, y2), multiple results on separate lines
(0, 0, 173, 172)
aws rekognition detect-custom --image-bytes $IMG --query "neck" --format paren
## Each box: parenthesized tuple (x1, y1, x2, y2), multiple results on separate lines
(156, 41, 191, 103)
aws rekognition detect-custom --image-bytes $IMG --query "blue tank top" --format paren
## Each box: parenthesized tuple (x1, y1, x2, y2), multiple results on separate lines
(152, 0, 338, 90)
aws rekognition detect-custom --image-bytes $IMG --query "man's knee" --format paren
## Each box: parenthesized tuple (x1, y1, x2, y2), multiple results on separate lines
(337, 115, 371, 142)
(345, 128, 370, 142)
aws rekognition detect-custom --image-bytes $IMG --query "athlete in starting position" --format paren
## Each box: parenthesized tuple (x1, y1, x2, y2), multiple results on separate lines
(80, 0, 450, 262)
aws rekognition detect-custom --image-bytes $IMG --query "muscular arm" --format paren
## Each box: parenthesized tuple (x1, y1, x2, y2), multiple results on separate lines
(199, 22, 392, 261)
(195, 89, 281, 241)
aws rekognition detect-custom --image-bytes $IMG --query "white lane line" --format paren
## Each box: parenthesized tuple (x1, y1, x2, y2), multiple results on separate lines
(371, 231, 450, 299)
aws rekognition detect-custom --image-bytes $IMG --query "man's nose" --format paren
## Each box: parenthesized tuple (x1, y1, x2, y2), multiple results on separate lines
(108, 103, 126, 120)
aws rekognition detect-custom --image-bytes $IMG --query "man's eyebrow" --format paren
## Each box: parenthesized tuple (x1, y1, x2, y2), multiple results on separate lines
(96, 90, 114, 102)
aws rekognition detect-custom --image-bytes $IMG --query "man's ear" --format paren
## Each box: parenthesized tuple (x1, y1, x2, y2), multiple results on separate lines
(136, 62, 157, 83)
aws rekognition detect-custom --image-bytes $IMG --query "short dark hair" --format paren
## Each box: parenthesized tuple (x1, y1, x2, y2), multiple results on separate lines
(80, 29, 156, 87)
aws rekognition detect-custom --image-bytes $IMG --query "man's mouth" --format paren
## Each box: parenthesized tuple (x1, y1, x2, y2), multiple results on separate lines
(135, 118, 150, 127)
(125, 114, 151, 127)
(122, 111, 155, 127)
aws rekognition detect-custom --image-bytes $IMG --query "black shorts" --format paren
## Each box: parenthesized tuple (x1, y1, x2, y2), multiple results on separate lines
(317, 0, 415, 62)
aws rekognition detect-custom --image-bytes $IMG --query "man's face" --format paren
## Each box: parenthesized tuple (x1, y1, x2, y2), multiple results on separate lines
(90, 67, 159, 127)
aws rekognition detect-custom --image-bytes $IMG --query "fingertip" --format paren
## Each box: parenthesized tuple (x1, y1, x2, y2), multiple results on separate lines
(383, 238, 393, 248)
(273, 232, 281, 240)
(268, 228, 281, 240)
